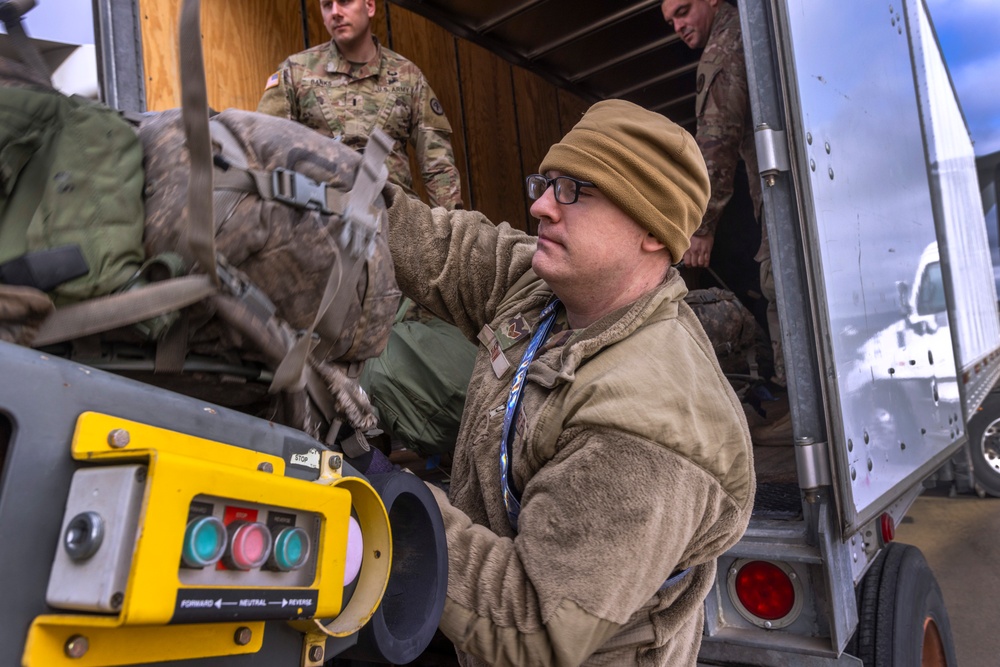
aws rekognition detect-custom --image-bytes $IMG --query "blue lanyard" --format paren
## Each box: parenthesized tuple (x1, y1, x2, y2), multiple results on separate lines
(500, 298, 560, 532)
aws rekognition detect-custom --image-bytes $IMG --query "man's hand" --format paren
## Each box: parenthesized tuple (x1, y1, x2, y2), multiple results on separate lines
(683, 233, 715, 268)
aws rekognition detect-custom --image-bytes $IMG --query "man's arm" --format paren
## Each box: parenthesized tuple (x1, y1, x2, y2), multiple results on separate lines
(692, 39, 751, 265)
(256, 63, 296, 119)
(384, 184, 532, 337)
(411, 79, 463, 209)
(428, 428, 743, 666)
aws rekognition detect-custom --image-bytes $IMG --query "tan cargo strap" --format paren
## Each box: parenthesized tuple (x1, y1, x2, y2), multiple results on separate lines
(155, 312, 189, 374)
(178, 0, 219, 286)
(0, 5, 51, 85)
(32, 275, 216, 347)
(269, 129, 392, 393)
(315, 130, 393, 360)
(341, 130, 393, 260)
(206, 120, 254, 231)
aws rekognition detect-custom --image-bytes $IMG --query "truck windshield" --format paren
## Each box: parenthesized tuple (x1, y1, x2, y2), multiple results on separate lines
(916, 262, 946, 315)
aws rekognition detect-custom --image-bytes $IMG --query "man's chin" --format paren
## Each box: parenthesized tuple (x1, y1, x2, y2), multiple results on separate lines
(531, 251, 564, 285)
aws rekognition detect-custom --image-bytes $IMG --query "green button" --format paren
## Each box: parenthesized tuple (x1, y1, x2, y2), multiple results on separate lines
(273, 527, 310, 571)
(182, 516, 226, 568)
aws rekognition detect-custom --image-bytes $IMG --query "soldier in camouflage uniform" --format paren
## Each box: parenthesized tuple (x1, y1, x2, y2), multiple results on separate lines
(258, 0, 462, 209)
(661, 0, 785, 386)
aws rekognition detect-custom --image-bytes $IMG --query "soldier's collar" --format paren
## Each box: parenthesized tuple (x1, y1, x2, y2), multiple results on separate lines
(328, 36, 383, 79)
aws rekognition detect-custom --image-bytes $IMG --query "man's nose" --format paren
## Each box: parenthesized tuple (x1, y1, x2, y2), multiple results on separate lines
(529, 185, 560, 221)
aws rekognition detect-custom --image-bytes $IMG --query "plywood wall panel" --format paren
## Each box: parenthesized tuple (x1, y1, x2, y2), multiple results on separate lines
(140, 0, 304, 112)
(512, 68, 563, 234)
(557, 88, 592, 135)
(457, 41, 525, 229)
(305, 0, 327, 49)
(388, 6, 468, 208)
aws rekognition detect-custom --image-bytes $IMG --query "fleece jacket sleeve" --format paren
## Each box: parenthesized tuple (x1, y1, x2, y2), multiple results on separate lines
(383, 183, 537, 340)
(425, 426, 746, 667)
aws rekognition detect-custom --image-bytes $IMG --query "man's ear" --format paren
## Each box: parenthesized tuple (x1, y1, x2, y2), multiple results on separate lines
(641, 232, 667, 253)
(366, 0, 376, 19)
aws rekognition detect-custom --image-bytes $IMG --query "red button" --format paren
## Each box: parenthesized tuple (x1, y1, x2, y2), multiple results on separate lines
(225, 521, 272, 570)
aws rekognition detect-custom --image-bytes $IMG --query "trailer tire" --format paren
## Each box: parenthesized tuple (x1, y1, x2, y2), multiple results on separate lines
(967, 391, 1000, 497)
(851, 542, 956, 667)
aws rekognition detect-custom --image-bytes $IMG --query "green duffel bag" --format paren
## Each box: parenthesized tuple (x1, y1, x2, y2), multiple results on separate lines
(361, 300, 477, 457)
(0, 61, 145, 306)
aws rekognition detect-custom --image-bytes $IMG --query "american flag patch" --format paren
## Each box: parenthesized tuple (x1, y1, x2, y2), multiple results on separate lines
(264, 71, 280, 90)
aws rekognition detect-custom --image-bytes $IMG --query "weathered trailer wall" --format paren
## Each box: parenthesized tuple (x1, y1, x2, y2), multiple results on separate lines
(138, 0, 587, 233)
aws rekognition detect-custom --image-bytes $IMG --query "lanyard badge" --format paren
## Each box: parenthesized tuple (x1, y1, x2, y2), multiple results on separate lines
(499, 298, 560, 532)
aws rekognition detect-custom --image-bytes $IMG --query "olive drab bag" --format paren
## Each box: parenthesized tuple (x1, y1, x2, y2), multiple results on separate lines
(0, 59, 146, 306)
(0, 0, 401, 440)
(360, 299, 477, 457)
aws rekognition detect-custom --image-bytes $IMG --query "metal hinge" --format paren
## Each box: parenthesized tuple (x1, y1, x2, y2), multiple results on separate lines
(754, 123, 790, 186)
(795, 436, 832, 503)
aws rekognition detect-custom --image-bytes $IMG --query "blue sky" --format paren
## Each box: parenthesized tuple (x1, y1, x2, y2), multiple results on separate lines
(6, 0, 999, 157)
(927, 0, 1000, 156)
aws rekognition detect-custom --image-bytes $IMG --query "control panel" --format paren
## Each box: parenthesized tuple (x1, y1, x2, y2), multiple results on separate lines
(25, 412, 393, 667)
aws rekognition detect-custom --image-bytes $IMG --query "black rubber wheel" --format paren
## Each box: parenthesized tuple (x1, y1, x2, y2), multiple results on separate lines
(967, 391, 1000, 497)
(850, 542, 957, 666)
(338, 471, 448, 665)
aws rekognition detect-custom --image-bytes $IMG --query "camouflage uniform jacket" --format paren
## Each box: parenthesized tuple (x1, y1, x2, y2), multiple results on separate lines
(383, 184, 754, 666)
(695, 2, 764, 254)
(258, 38, 462, 209)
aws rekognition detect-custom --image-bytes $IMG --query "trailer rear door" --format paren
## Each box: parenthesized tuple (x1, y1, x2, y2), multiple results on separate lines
(773, 0, 999, 532)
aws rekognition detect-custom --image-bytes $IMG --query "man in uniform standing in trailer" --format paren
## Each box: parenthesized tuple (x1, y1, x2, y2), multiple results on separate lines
(661, 0, 786, 390)
(259, 0, 462, 209)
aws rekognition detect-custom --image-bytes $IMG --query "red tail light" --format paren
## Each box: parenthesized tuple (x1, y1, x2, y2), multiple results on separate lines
(734, 560, 796, 621)
(880, 512, 895, 545)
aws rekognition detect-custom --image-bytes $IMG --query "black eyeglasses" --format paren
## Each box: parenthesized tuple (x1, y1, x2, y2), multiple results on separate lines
(525, 174, 596, 205)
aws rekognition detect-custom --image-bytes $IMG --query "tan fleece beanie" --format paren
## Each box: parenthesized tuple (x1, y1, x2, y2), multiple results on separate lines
(539, 99, 710, 261)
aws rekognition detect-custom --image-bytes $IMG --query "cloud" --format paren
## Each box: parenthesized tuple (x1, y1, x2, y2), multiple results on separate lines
(950, 53, 1000, 155)
(926, 0, 1000, 156)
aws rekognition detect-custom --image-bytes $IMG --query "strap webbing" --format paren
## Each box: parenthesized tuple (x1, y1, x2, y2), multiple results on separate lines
(269, 129, 393, 393)
(1, 16, 50, 84)
(32, 275, 216, 347)
(178, 0, 218, 286)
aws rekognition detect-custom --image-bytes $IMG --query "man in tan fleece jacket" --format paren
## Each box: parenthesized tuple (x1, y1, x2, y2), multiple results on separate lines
(381, 99, 754, 666)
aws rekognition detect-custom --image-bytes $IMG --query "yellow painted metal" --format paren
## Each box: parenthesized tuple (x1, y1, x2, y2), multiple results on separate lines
(288, 450, 393, 638)
(71, 411, 287, 473)
(300, 629, 328, 666)
(24, 411, 389, 666)
(322, 476, 392, 636)
(23, 617, 263, 666)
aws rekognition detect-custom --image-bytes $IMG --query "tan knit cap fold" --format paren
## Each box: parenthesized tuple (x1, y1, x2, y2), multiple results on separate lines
(539, 99, 710, 261)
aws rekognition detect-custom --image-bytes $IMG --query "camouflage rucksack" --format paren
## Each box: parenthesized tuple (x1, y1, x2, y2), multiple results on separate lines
(0, 0, 401, 440)
(685, 287, 769, 378)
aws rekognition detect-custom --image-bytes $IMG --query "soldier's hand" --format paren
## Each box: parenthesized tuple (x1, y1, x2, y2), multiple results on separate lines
(683, 233, 715, 268)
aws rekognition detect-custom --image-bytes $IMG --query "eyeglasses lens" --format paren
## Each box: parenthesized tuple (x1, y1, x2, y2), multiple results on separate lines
(526, 175, 544, 201)
(553, 178, 573, 204)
